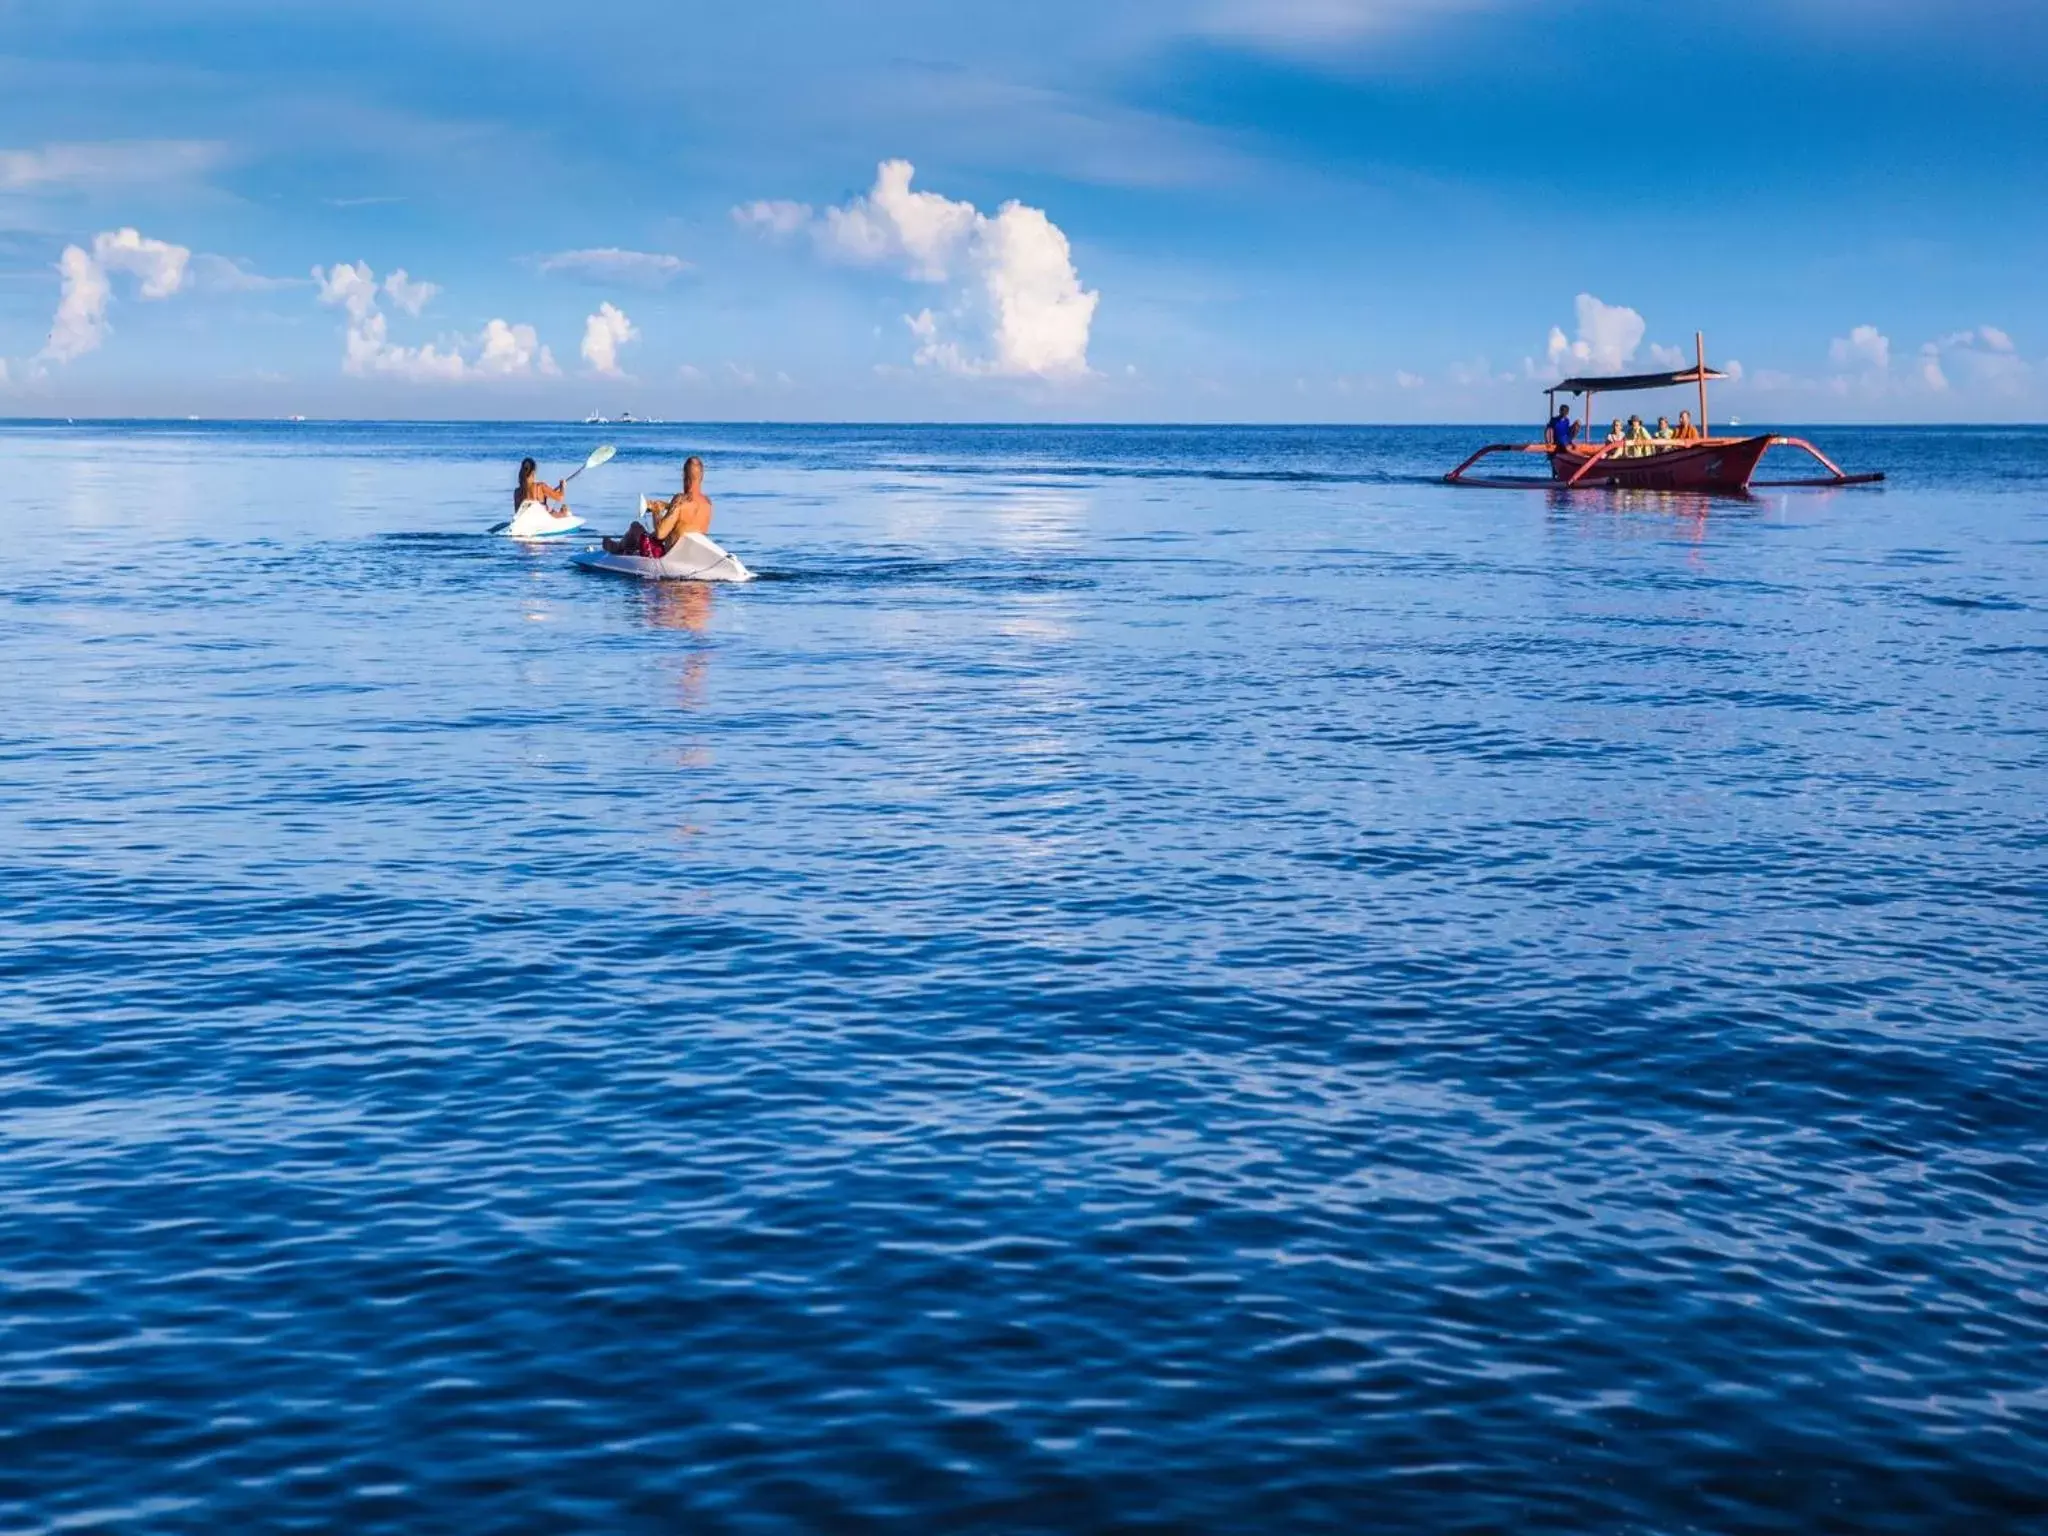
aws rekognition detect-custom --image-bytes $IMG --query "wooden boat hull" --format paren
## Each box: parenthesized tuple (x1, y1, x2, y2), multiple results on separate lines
(1550, 435, 1773, 492)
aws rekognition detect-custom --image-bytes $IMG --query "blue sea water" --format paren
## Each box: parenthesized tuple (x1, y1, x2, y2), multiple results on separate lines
(2, 420, 2044, 1533)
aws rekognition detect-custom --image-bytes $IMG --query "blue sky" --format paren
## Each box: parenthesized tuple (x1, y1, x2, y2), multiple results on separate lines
(2, 0, 2044, 421)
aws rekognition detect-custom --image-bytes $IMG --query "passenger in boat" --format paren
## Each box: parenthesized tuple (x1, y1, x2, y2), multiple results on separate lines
(603, 455, 713, 557)
(516, 457, 572, 519)
(1654, 416, 1674, 443)
(1625, 414, 1653, 456)
(1605, 418, 1627, 449)
(1674, 410, 1703, 442)
(1545, 405, 1578, 451)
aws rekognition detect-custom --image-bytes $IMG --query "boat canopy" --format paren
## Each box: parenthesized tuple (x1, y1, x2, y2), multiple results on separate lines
(1549, 365, 1727, 396)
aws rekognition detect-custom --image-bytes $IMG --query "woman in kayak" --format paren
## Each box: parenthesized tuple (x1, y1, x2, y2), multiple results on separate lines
(517, 458, 572, 520)
(603, 456, 712, 557)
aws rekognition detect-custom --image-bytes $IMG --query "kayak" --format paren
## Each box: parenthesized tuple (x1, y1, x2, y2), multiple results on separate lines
(571, 532, 754, 583)
(499, 500, 587, 539)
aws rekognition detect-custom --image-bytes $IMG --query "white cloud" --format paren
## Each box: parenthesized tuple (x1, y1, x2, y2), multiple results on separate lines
(92, 227, 190, 299)
(1395, 370, 1424, 389)
(1918, 343, 1949, 392)
(1829, 323, 1890, 373)
(1723, 359, 1744, 382)
(538, 248, 689, 287)
(580, 301, 637, 376)
(1919, 325, 2028, 395)
(732, 200, 814, 238)
(819, 160, 981, 280)
(314, 258, 549, 382)
(382, 268, 439, 316)
(749, 159, 1098, 380)
(0, 139, 226, 193)
(1545, 294, 1646, 376)
(38, 227, 191, 364)
(42, 243, 113, 363)
(314, 260, 379, 320)
(1647, 342, 1687, 369)
(478, 318, 556, 377)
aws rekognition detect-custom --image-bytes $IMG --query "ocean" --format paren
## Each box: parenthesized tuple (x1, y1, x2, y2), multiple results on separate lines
(3, 420, 2044, 1531)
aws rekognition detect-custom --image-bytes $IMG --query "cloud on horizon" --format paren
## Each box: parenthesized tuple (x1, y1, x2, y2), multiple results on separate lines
(1545, 293, 1645, 377)
(313, 259, 555, 382)
(580, 302, 637, 376)
(741, 159, 1100, 379)
(39, 227, 192, 364)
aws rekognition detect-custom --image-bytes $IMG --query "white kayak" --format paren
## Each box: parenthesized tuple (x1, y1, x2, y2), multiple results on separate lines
(571, 532, 754, 583)
(499, 500, 587, 539)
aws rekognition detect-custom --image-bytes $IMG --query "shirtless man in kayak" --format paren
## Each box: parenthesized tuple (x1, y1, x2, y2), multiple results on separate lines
(603, 456, 712, 556)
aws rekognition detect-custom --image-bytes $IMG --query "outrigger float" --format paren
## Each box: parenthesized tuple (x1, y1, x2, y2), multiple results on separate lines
(1446, 333, 1883, 494)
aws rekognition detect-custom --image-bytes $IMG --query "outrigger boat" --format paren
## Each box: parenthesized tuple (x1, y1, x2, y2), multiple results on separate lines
(1446, 333, 1882, 493)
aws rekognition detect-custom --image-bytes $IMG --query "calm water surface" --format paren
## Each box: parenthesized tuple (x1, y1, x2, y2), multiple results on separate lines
(3, 422, 2045, 1532)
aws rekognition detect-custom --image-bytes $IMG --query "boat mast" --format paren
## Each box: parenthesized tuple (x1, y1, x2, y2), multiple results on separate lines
(1696, 331, 1710, 437)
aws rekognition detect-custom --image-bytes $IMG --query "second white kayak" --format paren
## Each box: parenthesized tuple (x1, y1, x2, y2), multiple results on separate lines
(501, 500, 587, 539)
(570, 532, 754, 583)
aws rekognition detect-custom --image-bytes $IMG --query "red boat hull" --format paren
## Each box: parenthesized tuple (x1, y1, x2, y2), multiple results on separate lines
(1550, 435, 1773, 492)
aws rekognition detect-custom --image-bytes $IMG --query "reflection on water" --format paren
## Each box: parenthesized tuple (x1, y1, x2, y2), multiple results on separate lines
(641, 578, 715, 634)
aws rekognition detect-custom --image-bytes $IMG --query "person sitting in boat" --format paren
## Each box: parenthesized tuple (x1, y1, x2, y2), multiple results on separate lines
(1674, 410, 1703, 442)
(1605, 418, 1627, 450)
(517, 457, 572, 520)
(1545, 405, 1578, 452)
(602, 455, 713, 558)
(1654, 416, 1674, 443)
(1625, 414, 1653, 456)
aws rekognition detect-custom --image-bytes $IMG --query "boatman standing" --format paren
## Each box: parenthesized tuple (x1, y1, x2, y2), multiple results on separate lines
(1546, 404, 1578, 452)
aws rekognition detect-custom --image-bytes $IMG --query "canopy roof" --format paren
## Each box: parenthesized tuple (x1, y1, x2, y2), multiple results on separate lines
(1549, 365, 1726, 395)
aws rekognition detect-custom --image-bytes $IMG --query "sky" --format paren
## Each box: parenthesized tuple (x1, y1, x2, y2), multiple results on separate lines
(2, 0, 2045, 422)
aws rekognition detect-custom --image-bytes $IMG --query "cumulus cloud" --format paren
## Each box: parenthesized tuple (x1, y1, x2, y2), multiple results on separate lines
(818, 160, 981, 280)
(38, 227, 192, 364)
(1919, 325, 2028, 395)
(1647, 341, 1687, 369)
(313, 259, 549, 382)
(580, 301, 637, 376)
(381, 268, 439, 316)
(1829, 324, 1890, 373)
(1545, 294, 1645, 376)
(92, 228, 191, 299)
(732, 200, 813, 238)
(741, 159, 1099, 379)
(478, 318, 557, 377)
(538, 247, 689, 287)
(1918, 343, 1949, 392)
(314, 259, 379, 320)
(42, 244, 114, 363)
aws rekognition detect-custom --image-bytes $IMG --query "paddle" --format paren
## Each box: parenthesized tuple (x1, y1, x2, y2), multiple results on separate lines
(490, 444, 616, 531)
